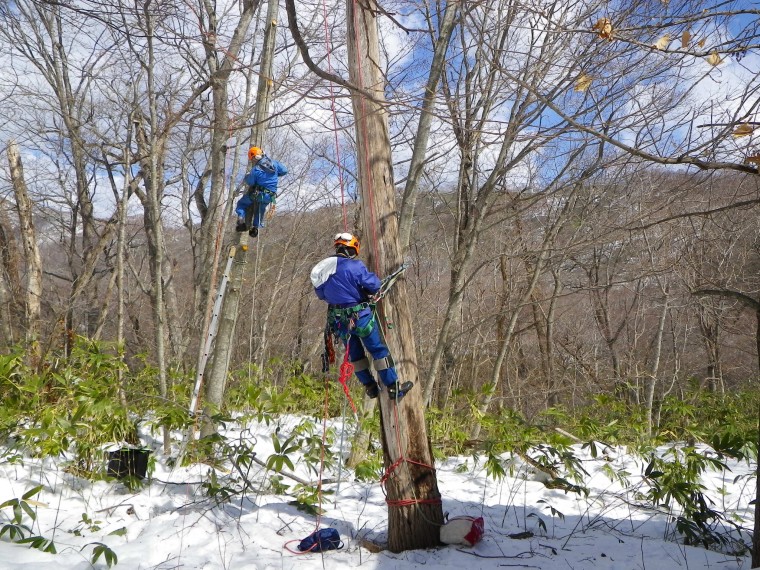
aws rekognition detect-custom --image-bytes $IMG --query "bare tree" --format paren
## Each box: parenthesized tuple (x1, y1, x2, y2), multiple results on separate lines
(7, 142, 42, 365)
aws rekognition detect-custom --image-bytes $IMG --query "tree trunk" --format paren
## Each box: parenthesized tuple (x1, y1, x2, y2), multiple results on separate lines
(397, 0, 460, 250)
(346, 0, 443, 551)
(0, 201, 19, 347)
(753, 403, 760, 568)
(7, 142, 42, 365)
(645, 292, 669, 437)
(201, 0, 272, 438)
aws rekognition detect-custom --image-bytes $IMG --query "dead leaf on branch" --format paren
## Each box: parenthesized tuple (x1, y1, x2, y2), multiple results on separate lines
(706, 51, 723, 66)
(681, 30, 691, 48)
(698, 38, 706, 48)
(575, 74, 593, 92)
(732, 124, 755, 138)
(592, 18, 613, 40)
(653, 35, 670, 50)
(745, 154, 760, 167)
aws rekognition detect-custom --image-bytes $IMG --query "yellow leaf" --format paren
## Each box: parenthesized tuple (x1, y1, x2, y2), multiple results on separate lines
(698, 38, 706, 48)
(733, 124, 755, 138)
(706, 51, 722, 66)
(24, 500, 48, 508)
(681, 30, 691, 48)
(592, 18, 613, 40)
(575, 74, 593, 92)
(653, 35, 670, 50)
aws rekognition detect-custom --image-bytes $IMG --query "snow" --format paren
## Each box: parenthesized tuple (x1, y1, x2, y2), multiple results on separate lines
(0, 415, 754, 569)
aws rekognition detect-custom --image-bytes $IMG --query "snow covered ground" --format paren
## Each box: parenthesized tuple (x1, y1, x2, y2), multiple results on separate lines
(0, 415, 754, 569)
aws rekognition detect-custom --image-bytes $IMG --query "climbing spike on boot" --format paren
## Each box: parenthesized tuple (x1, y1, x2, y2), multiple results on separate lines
(364, 383, 380, 399)
(387, 381, 414, 401)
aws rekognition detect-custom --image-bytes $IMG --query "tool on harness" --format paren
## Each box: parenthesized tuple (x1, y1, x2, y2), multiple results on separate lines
(370, 263, 409, 303)
(321, 323, 336, 373)
(297, 527, 343, 552)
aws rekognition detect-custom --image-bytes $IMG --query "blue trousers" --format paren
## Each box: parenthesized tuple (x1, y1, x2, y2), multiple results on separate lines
(235, 192, 271, 228)
(342, 312, 398, 388)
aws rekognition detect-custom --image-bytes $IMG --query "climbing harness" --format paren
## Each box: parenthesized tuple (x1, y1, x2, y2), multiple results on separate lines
(251, 185, 276, 203)
(327, 302, 374, 339)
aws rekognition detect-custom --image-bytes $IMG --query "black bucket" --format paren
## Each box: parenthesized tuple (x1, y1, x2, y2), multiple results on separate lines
(107, 448, 151, 480)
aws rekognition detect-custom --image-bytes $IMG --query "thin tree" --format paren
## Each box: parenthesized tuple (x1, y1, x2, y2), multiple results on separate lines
(201, 0, 274, 438)
(7, 142, 42, 366)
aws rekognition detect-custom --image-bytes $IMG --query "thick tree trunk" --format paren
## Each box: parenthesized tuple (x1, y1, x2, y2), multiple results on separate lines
(7, 142, 42, 365)
(346, 0, 443, 551)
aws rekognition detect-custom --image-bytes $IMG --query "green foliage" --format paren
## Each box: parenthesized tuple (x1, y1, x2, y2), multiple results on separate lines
(70, 512, 102, 536)
(201, 468, 239, 504)
(640, 446, 745, 552)
(426, 406, 471, 456)
(354, 456, 382, 482)
(86, 542, 118, 567)
(266, 431, 297, 472)
(0, 486, 56, 554)
(0, 338, 140, 477)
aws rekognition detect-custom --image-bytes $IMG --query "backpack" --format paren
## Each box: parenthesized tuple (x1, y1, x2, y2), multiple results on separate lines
(440, 516, 485, 546)
(257, 155, 276, 174)
(297, 527, 343, 553)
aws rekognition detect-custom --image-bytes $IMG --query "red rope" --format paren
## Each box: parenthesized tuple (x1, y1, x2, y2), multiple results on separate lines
(337, 349, 358, 415)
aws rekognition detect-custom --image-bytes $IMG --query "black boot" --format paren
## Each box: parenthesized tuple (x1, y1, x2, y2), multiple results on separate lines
(235, 217, 247, 232)
(387, 381, 414, 401)
(249, 226, 259, 237)
(364, 383, 380, 399)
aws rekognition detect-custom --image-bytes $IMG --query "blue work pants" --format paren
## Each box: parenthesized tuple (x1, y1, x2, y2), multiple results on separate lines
(343, 312, 398, 388)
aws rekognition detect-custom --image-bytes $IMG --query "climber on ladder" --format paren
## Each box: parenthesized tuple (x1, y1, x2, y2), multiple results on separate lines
(235, 146, 288, 237)
(310, 232, 414, 401)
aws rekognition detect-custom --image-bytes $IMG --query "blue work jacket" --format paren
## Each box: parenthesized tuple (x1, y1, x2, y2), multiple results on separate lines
(244, 157, 287, 192)
(310, 256, 381, 308)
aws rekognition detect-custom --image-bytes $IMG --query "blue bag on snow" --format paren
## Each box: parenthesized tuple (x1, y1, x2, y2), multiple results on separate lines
(297, 527, 343, 552)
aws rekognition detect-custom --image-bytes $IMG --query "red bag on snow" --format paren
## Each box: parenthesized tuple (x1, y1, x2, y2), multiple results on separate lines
(440, 516, 484, 546)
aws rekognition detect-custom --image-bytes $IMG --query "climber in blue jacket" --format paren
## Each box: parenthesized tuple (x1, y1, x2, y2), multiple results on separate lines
(235, 146, 288, 237)
(310, 232, 413, 401)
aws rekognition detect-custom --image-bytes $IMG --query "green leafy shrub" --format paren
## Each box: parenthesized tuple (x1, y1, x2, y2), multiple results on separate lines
(0, 486, 56, 554)
(0, 338, 139, 477)
(640, 446, 747, 553)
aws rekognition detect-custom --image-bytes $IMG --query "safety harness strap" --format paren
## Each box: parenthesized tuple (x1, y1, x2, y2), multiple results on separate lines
(351, 357, 370, 372)
(374, 355, 394, 371)
(249, 185, 277, 201)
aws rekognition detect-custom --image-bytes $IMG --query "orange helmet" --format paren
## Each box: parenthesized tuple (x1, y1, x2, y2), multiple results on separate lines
(248, 146, 263, 161)
(334, 232, 360, 256)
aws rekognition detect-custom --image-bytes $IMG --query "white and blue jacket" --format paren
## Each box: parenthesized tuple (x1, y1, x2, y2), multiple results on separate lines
(310, 256, 381, 310)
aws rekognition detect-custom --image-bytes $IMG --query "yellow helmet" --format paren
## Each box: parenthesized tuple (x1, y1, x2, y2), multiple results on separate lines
(334, 232, 360, 256)
(248, 146, 263, 161)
